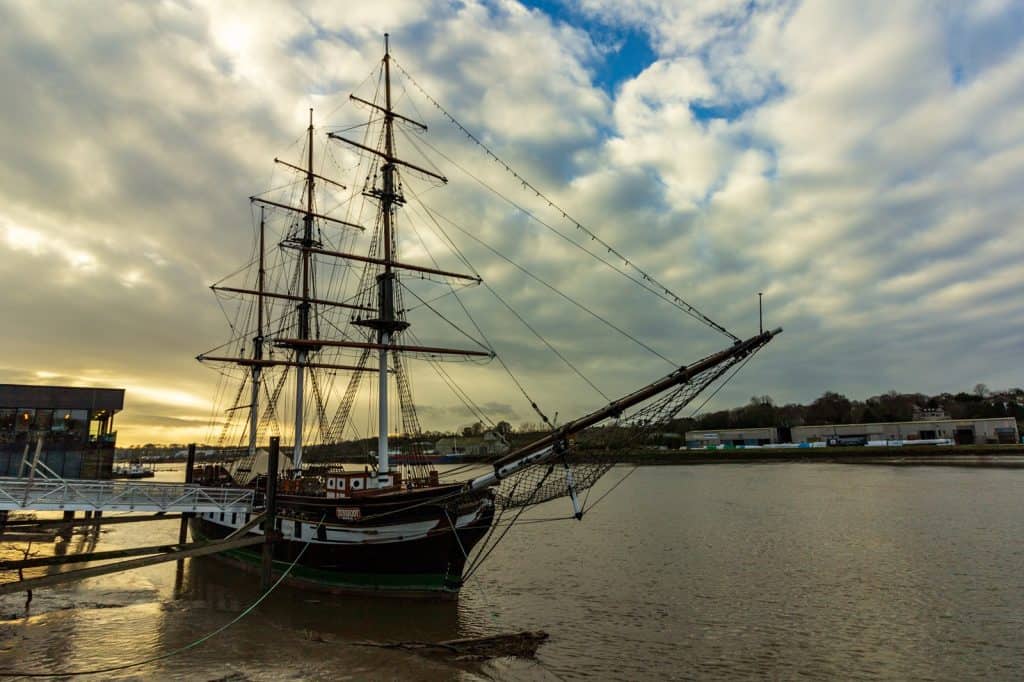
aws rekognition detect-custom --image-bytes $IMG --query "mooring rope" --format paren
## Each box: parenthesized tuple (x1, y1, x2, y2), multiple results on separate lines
(0, 515, 326, 679)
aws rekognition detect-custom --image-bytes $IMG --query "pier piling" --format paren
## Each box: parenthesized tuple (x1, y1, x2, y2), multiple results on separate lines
(178, 443, 196, 545)
(261, 436, 280, 590)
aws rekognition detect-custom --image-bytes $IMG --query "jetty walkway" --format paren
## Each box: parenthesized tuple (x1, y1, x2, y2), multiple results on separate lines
(0, 476, 254, 514)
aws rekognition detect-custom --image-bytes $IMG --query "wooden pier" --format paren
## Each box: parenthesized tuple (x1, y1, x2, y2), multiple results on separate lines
(0, 440, 277, 597)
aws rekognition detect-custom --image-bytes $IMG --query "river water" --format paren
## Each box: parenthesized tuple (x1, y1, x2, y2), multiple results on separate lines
(2, 463, 1023, 680)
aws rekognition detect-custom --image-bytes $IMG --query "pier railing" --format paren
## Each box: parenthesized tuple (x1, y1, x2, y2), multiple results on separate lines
(0, 477, 254, 514)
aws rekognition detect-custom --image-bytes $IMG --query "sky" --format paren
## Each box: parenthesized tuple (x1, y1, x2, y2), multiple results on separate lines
(0, 0, 1022, 446)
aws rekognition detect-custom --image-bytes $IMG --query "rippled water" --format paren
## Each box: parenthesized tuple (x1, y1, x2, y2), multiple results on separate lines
(2, 464, 1023, 680)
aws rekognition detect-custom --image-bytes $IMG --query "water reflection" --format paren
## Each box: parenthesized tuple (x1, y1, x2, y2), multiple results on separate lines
(175, 555, 464, 642)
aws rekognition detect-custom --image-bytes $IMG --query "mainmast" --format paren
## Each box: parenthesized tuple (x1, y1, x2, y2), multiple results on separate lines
(376, 34, 397, 481)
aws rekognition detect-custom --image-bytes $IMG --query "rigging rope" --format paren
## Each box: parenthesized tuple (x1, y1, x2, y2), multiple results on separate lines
(420, 200, 677, 368)
(685, 348, 759, 419)
(399, 192, 558, 427)
(392, 57, 739, 343)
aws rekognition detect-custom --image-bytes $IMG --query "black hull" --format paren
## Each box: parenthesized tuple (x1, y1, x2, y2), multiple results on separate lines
(190, 489, 494, 598)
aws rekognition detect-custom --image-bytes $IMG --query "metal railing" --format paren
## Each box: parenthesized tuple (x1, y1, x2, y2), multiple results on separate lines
(0, 477, 254, 513)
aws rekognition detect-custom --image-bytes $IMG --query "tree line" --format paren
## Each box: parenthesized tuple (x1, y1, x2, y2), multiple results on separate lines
(673, 385, 1024, 432)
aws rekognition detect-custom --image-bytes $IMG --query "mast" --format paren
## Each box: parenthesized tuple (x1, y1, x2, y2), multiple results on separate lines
(376, 34, 396, 481)
(314, 35, 475, 485)
(248, 207, 266, 457)
(293, 109, 315, 472)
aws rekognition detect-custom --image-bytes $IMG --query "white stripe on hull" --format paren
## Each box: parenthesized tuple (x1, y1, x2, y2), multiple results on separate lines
(196, 502, 489, 546)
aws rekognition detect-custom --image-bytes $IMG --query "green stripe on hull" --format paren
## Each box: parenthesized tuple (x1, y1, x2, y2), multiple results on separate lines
(193, 527, 462, 594)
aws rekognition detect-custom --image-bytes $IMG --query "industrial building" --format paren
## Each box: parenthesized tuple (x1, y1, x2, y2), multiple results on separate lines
(792, 417, 1019, 445)
(0, 384, 125, 479)
(685, 427, 780, 449)
(686, 417, 1019, 449)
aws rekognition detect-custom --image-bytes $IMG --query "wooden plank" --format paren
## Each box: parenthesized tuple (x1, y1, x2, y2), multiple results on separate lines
(0, 535, 265, 595)
(0, 532, 57, 542)
(2, 513, 182, 531)
(0, 538, 225, 570)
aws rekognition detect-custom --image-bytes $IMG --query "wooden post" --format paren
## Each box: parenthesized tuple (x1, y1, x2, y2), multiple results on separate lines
(0, 535, 266, 596)
(260, 436, 280, 590)
(178, 443, 197, 545)
(60, 510, 75, 541)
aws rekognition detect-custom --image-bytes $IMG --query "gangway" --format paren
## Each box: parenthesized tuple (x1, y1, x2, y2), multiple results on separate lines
(0, 477, 254, 514)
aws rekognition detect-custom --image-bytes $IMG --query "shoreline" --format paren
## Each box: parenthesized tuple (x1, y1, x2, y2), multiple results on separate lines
(124, 445, 1024, 469)
(608, 444, 1024, 468)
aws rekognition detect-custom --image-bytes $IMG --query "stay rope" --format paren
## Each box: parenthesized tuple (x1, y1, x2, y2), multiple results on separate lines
(392, 57, 739, 343)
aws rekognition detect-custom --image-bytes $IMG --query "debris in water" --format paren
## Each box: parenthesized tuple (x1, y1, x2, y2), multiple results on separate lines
(357, 630, 550, 661)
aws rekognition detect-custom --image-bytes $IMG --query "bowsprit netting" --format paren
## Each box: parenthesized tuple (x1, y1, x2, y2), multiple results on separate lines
(492, 349, 748, 510)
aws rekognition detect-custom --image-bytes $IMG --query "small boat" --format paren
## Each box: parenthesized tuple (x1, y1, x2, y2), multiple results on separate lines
(112, 462, 155, 479)
(191, 36, 780, 597)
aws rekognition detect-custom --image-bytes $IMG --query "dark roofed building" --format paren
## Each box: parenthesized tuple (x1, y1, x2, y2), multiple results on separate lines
(0, 384, 125, 479)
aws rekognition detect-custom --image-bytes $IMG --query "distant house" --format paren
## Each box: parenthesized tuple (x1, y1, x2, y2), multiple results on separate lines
(912, 406, 950, 420)
(434, 431, 508, 457)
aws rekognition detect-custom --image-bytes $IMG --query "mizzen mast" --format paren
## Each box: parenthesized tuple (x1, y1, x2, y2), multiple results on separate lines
(248, 207, 266, 458)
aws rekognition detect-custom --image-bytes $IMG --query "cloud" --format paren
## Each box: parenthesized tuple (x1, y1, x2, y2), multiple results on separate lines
(0, 0, 1022, 447)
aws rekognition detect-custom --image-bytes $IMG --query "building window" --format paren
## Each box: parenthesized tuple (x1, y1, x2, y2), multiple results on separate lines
(15, 409, 34, 433)
(66, 410, 88, 442)
(0, 409, 15, 444)
(34, 409, 53, 432)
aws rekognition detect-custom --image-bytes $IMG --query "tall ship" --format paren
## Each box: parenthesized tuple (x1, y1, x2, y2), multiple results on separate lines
(191, 37, 780, 597)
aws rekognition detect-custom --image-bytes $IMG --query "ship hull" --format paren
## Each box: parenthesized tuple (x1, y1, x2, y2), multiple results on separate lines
(189, 488, 494, 598)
